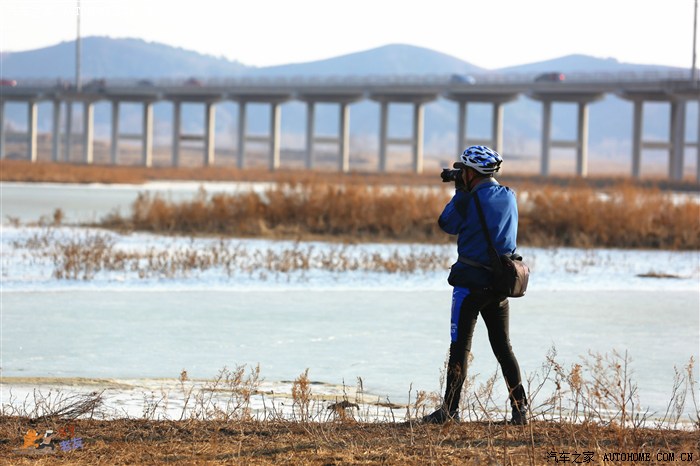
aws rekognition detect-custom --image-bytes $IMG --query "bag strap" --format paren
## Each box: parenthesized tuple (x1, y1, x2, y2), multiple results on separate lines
(472, 191, 503, 275)
(458, 255, 493, 271)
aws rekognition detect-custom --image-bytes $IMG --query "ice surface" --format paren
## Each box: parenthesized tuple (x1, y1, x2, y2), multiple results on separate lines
(1, 219, 698, 422)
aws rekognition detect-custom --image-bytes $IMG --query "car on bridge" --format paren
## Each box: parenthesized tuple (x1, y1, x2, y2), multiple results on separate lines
(83, 79, 107, 91)
(534, 72, 565, 82)
(184, 77, 203, 87)
(450, 74, 476, 84)
(1, 79, 17, 87)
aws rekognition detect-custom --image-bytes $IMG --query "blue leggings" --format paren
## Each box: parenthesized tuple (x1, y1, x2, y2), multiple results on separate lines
(445, 287, 525, 411)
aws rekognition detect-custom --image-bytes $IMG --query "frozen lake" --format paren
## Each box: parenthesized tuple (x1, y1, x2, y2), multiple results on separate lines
(1, 182, 698, 421)
(0, 181, 274, 224)
(2, 288, 698, 410)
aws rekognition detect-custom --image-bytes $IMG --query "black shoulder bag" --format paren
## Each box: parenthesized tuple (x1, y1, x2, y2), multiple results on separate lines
(459, 191, 530, 298)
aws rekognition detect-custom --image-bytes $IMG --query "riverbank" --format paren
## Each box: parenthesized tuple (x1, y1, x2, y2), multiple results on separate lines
(5, 183, 699, 250)
(3, 159, 699, 190)
(3, 416, 698, 465)
(3, 355, 699, 464)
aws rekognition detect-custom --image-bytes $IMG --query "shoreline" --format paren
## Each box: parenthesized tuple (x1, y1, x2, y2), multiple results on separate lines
(2, 159, 699, 190)
(2, 415, 696, 465)
(2, 375, 697, 429)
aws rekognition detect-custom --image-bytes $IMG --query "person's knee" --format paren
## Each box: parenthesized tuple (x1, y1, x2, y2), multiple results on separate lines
(492, 343, 515, 362)
(448, 346, 470, 369)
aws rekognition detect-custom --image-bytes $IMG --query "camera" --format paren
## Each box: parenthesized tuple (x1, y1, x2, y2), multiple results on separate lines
(440, 167, 462, 183)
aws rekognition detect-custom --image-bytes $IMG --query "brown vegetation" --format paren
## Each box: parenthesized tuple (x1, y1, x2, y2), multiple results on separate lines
(2, 352, 698, 465)
(97, 181, 700, 250)
(101, 184, 445, 242)
(2, 417, 698, 465)
(518, 184, 700, 249)
(3, 159, 699, 190)
(4, 160, 699, 248)
(0, 159, 439, 186)
(11, 228, 450, 280)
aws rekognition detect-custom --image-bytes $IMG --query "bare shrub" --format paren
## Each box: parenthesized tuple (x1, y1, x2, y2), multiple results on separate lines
(94, 181, 700, 249)
(11, 228, 453, 281)
(519, 183, 700, 249)
(292, 369, 312, 423)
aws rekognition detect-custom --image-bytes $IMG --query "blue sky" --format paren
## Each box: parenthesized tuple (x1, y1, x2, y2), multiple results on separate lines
(1, 0, 697, 70)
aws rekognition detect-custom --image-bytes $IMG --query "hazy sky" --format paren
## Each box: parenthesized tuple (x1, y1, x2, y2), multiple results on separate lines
(1, 0, 697, 70)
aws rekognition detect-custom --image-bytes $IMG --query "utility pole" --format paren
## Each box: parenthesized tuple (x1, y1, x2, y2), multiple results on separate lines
(692, 0, 698, 81)
(65, 0, 81, 161)
(76, 0, 81, 91)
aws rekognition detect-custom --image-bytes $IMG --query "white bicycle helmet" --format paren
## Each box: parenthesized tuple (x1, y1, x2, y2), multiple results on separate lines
(458, 145, 503, 175)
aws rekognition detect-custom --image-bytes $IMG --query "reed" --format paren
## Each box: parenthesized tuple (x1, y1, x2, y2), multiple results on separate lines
(2, 352, 697, 465)
(98, 180, 700, 250)
(519, 183, 700, 249)
(10, 228, 452, 281)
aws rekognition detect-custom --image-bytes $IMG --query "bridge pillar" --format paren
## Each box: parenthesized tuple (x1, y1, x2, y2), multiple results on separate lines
(412, 102, 425, 173)
(143, 102, 154, 167)
(369, 90, 438, 173)
(27, 101, 37, 162)
(670, 100, 686, 181)
(111, 101, 120, 164)
(172, 101, 181, 167)
(300, 97, 358, 172)
(339, 102, 350, 172)
(64, 103, 73, 161)
(305, 102, 315, 169)
(234, 102, 283, 171)
(631, 100, 643, 178)
(620, 90, 698, 181)
(456, 101, 466, 155)
(446, 93, 518, 160)
(237, 102, 246, 169)
(456, 102, 505, 151)
(576, 102, 590, 177)
(373, 98, 434, 174)
(269, 102, 281, 171)
(492, 102, 504, 153)
(52, 100, 61, 162)
(697, 98, 700, 184)
(540, 100, 552, 176)
(204, 101, 215, 166)
(82, 101, 94, 164)
(379, 101, 388, 172)
(532, 93, 603, 177)
(0, 100, 4, 159)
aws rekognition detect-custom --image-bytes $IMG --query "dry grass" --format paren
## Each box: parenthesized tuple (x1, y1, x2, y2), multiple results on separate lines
(0, 159, 439, 186)
(99, 183, 445, 243)
(95, 181, 700, 250)
(3, 159, 699, 190)
(10, 228, 450, 280)
(1, 417, 698, 465)
(2, 352, 698, 465)
(519, 184, 700, 249)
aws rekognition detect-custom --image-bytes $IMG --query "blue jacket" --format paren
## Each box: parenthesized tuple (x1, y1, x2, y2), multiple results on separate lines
(438, 179, 519, 288)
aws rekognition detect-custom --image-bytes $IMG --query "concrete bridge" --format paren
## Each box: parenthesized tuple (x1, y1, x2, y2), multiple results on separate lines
(1, 72, 698, 181)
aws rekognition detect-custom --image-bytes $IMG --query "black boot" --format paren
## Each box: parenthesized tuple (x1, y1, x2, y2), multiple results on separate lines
(510, 400, 527, 425)
(421, 406, 460, 424)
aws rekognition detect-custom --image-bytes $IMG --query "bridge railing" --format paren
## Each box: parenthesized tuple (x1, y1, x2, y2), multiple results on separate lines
(7, 70, 696, 89)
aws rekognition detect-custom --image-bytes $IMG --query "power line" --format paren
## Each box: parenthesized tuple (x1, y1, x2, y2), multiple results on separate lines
(693, 0, 698, 81)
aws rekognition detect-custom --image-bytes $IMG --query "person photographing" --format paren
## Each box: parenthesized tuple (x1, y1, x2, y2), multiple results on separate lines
(422, 145, 528, 425)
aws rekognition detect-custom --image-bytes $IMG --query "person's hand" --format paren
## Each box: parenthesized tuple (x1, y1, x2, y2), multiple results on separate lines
(453, 163, 467, 191)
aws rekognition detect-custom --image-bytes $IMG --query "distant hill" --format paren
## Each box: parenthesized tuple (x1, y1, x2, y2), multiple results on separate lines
(0, 38, 485, 79)
(0, 37, 249, 79)
(1, 37, 694, 167)
(253, 43, 485, 76)
(497, 53, 682, 74)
